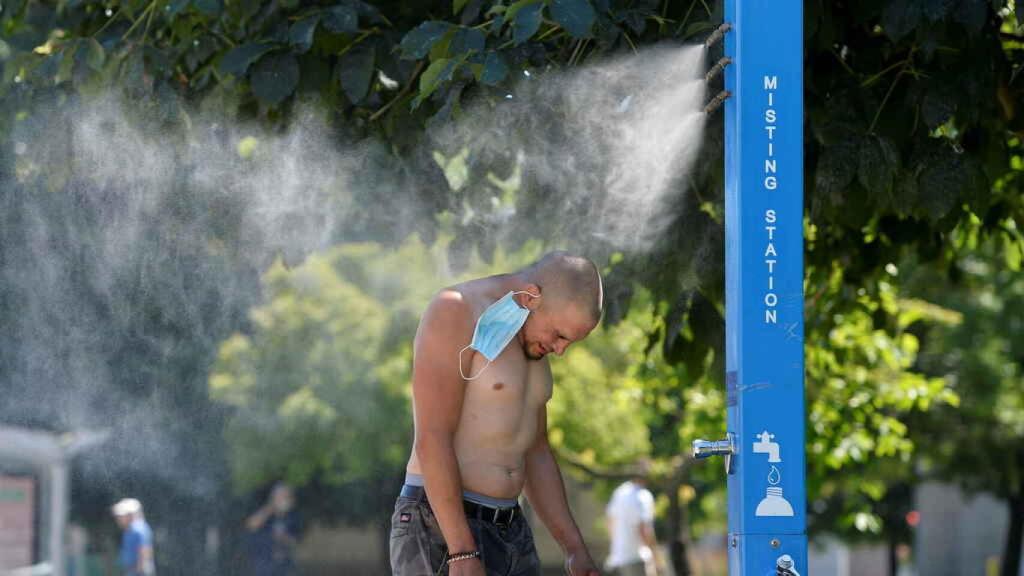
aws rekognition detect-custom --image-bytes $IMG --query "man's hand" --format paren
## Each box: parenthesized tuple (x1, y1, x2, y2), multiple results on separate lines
(447, 557, 486, 576)
(564, 549, 601, 576)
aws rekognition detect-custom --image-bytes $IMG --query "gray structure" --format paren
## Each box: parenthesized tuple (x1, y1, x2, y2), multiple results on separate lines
(915, 481, 1023, 576)
(0, 426, 106, 576)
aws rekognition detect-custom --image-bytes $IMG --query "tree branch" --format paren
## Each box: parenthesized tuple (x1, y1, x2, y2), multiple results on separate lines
(554, 449, 693, 488)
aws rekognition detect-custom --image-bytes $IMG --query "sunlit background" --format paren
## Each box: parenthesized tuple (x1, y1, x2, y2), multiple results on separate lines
(2, 1, 1023, 575)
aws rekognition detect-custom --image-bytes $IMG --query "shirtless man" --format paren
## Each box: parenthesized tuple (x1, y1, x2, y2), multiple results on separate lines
(390, 251, 604, 576)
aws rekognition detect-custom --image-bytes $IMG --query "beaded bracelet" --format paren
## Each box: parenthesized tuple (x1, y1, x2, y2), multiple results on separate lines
(446, 550, 481, 565)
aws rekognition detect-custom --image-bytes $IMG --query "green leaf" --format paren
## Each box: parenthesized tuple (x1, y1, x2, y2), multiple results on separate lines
(290, 16, 321, 53)
(399, 21, 454, 60)
(83, 38, 105, 71)
(454, 0, 470, 14)
(250, 52, 300, 105)
(353, 1, 385, 25)
(858, 136, 899, 200)
(338, 44, 375, 103)
(450, 27, 485, 55)
(815, 139, 858, 198)
(0, 38, 10, 61)
(323, 4, 359, 33)
(219, 42, 276, 77)
(429, 29, 456, 61)
(192, 0, 222, 16)
(512, 1, 544, 45)
(1004, 235, 1022, 271)
(505, 0, 540, 21)
(917, 149, 965, 223)
(480, 51, 508, 85)
(921, 87, 956, 130)
(882, 1, 923, 42)
(413, 57, 459, 108)
(550, 0, 596, 38)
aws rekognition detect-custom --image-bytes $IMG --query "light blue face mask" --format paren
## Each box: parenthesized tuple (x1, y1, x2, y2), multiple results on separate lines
(459, 290, 539, 380)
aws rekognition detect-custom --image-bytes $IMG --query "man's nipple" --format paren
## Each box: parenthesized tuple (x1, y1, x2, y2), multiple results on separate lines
(492, 382, 504, 391)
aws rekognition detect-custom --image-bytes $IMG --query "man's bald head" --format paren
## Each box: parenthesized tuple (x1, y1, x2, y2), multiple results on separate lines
(521, 251, 603, 323)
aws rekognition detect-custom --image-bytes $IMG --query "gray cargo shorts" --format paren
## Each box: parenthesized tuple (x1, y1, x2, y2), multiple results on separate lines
(389, 489, 541, 576)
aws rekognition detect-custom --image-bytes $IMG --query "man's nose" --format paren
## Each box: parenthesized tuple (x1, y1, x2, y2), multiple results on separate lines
(554, 341, 569, 356)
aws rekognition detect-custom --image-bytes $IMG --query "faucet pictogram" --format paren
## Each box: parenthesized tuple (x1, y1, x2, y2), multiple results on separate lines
(753, 430, 781, 462)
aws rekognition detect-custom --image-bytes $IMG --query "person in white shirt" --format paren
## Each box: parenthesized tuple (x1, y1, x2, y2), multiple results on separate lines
(605, 474, 660, 576)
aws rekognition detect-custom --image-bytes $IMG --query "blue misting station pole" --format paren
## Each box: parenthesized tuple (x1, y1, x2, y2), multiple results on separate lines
(693, 1, 807, 574)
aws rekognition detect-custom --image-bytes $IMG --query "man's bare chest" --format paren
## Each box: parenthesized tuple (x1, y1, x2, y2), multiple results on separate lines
(463, 347, 550, 410)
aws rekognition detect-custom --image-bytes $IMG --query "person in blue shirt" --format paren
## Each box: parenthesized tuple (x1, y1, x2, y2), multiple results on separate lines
(111, 498, 155, 576)
(246, 483, 302, 576)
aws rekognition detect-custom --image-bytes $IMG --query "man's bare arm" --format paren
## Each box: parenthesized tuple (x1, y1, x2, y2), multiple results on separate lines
(411, 290, 477, 553)
(138, 544, 153, 574)
(244, 505, 271, 532)
(522, 406, 591, 560)
(640, 522, 662, 574)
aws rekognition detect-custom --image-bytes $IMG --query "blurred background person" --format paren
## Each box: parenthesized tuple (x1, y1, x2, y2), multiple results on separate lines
(111, 498, 155, 576)
(245, 483, 302, 576)
(605, 469, 661, 576)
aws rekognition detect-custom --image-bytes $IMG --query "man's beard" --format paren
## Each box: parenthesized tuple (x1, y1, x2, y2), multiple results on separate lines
(525, 342, 546, 361)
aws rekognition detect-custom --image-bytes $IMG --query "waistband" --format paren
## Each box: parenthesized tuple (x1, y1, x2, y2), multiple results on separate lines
(404, 472, 518, 508)
(399, 484, 521, 526)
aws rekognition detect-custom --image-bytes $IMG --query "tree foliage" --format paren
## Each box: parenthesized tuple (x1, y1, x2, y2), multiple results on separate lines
(2, 0, 1022, 308)
(905, 210, 1024, 575)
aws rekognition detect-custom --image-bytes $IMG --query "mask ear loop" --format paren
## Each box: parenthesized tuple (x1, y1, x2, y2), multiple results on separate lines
(459, 344, 491, 381)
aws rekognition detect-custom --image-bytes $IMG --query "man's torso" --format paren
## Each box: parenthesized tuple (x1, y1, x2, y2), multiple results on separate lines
(119, 521, 153, 575)
(406, 282, 553, 499)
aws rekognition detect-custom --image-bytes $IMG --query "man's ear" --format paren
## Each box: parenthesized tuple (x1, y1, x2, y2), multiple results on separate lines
(522, 283, 542, 310)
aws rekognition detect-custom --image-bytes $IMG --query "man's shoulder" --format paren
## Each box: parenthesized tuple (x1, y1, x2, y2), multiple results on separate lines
(125, 522, 151, 544)
(608, 482, 633, 506)
(614, 482, 653, 503)
(420, 288, 472, 327)
(413, 288, 475, 356)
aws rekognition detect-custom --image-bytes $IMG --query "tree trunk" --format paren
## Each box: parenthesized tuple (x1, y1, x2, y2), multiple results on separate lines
(1001, 494, 1023, 576)
(887, 534, 898, 576)
(666, 479, 693, 576)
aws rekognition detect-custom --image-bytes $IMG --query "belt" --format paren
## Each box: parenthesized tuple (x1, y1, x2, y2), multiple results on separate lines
(399, 484, 520, 526)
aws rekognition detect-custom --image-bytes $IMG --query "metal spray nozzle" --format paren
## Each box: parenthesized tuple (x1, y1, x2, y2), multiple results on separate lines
(705, 57, 732, 83)
(703, 90, 732, 115)
(705, 22, 732, 48)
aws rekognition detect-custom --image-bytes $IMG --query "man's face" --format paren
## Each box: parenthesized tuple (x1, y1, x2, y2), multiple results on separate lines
(271, 486, 294, 513)
(520, 302, 597, 360)
(114, 514, 131, 529)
